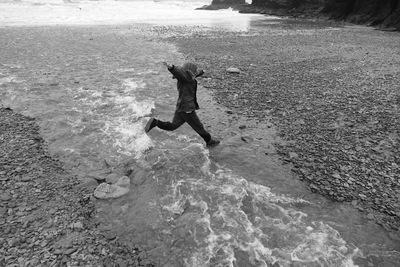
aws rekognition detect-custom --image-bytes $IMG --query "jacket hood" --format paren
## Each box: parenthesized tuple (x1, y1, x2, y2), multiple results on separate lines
(182, 62, 199, 77)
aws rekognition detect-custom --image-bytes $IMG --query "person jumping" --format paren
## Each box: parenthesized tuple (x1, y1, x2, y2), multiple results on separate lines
(145, 61, 220, 148)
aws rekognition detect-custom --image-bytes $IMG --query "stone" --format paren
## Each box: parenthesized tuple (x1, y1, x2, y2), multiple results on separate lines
(8, 237, 20, 247)
(54, 249, 63, 255)
(226, 67, 240, 74)
(115, 176, 130, 187)
(358, 193, 367, 199)
(94, 183, 129, 199)
(0, 207, 6, 215)
(49, 208, 57, 215)
(70, 221, 84, 230)
(64, 247, 77, 255)
(0, 192, 11, 201)
(41, 240, 48, 247)
(105, 173, 120, 184)
(21, 175, 33, 182)
(103, 232, 116, 241)
(76, 178, 98, 190)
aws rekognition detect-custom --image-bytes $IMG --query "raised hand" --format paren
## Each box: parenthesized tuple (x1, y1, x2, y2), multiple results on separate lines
(162, 61, 172, 69)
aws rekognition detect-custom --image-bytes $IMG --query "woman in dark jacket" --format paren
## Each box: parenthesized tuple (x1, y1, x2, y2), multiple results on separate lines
(145, 62, 219, 147)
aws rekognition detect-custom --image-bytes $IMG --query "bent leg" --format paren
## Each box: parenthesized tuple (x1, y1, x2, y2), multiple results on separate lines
(156, 111, 185, 131)
(183, 111, 211, 143)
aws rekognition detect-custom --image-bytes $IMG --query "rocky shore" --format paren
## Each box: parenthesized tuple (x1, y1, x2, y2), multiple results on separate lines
(0, 107, 153, 266)
(200, 0, 400, 31)
(172, 24, 400, 233)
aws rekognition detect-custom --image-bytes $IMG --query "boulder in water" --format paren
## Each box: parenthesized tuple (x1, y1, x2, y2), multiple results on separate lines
(105, 173, 120, 184)
(94, 183, 129, 199)
(115, 176, 130, 187)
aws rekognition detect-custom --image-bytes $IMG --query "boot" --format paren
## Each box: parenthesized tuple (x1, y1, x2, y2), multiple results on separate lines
(206, 138, 220, 148)
(145, 118, 157, 133)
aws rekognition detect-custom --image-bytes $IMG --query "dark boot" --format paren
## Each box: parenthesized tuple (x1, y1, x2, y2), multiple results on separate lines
(206, 138, 220, 148)
(145, 118, 157, 133)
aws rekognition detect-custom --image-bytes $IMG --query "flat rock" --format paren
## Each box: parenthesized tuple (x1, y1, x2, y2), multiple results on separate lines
(21, 175, 33, 182)
(105, 173, 120, 184)
(93, 183, 129, 200)
(64, 247, 77, 255)
(0, 192, 11, 201)
(115, 176, 130, 187)
(77, 178, 98, 190)
(226, 67, 240, 74)
(70, 221, 84, 230)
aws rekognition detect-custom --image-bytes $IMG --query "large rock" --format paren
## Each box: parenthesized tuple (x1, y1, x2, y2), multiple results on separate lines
(251, 0, 324, 9)
(93, 183, 129, 199)
(248, 0, 400, 30)
(323, 0, 400, 29)
(211, 0, 245, 5)
(198, 0, 246, 10)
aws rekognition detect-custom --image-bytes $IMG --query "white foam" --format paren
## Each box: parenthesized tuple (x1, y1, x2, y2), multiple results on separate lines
(0, 0, 264, 31)
(0, 76, 20, 85)
(66, 77, 155, 158)
(159, 157, 358, 266)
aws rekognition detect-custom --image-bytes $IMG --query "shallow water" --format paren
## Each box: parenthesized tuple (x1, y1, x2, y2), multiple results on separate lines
(0, 0, 265, 31)
(0, 2, 399, 266)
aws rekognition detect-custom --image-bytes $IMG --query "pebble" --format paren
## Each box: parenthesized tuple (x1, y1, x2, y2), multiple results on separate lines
(105, 173, 120, 184)
(64, 247, 77, 255)
(103, 232, 117, 241)
(0, 207, 6, 215)
(8, 237, 20, 247)
(54, 249, 63, 255)
(70, 221, 84, 230)
(49, 208, 57, 215)
(21, 175, 33, 182)
(226, 67, 240, 74)
(0, 192, 11, 201)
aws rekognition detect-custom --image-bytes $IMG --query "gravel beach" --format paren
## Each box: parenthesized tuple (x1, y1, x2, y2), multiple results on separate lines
(0, 107, 153, 266)
(172, 20, 400, 233)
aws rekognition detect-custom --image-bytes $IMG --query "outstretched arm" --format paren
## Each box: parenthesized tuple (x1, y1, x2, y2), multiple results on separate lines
(196, 69, 205, 78)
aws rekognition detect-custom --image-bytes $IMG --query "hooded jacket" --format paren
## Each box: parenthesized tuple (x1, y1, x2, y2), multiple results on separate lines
(168, 62, 204, 113)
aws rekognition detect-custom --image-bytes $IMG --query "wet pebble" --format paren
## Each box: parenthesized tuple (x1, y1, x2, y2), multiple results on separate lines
(0, 192, 11, 201)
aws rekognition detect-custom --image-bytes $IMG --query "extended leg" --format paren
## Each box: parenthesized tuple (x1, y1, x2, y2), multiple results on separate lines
(182, 111, 211, 143)
(148, 111, 185, 132)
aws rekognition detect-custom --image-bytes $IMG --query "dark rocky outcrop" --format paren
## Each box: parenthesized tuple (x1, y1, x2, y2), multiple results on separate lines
(322, 0, 400, 29)
(197, 0, 246, 10)
(202, 0, 400, 30)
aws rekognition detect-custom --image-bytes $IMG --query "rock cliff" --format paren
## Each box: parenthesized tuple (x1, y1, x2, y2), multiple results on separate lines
(322, 0, 400, 29)
(205, 0, 400, 30)
(198, 0, 246, 10)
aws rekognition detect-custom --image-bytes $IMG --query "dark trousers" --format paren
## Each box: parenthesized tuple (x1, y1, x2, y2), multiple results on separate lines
(156, 111, 211, 143)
